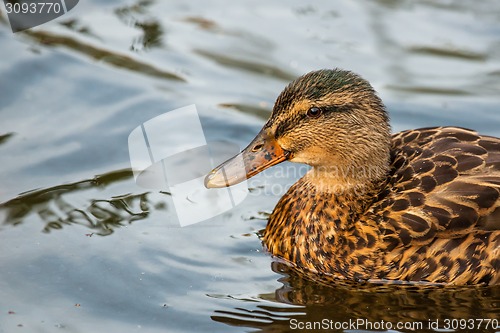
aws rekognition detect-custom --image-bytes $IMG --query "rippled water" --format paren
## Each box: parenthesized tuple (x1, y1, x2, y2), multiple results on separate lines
(1, 1, 499, 332)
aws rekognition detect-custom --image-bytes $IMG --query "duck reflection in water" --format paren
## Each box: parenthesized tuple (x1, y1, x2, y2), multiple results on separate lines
(211, 261, 500, 332)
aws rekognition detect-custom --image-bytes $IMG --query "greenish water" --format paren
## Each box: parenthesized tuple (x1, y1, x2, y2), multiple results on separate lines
(0, 1, 499, 332)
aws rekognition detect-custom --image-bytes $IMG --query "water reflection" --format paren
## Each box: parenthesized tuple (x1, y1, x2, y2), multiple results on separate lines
(18, 21, 186, 82)
(195, 49, 297, 81)
(183, 16, 219, 31)
(115, 0, 164, 51)
(212, 262, 500, 332)
(59, 19, 95, 37)
(0, 169, 152, 236)
(0, 133, 15, 146)
(218, 103, 271, 120)
(407, 45, 487, 62)
(22, 30, 184, 81)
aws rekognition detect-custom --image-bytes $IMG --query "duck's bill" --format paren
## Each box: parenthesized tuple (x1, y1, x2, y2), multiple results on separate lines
(204, 129, 289, 188)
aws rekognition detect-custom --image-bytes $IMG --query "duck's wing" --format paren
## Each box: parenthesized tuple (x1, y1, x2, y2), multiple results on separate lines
(375, 126, 500, 246)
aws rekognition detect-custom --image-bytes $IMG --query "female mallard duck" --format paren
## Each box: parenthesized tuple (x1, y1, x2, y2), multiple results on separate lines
(205, 69, 500, 285)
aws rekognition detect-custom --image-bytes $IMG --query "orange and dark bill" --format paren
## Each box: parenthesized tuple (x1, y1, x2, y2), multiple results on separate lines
(204, 129, 289, 188)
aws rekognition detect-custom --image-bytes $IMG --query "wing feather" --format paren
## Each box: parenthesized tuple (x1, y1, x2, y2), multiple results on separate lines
(375, 127, 500, 245)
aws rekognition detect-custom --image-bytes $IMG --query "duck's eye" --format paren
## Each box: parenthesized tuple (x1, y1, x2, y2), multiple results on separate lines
(306, 107, 322, 118)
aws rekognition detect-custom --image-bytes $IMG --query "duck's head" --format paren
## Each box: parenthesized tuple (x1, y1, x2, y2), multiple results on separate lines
(205, 69, 391, 191)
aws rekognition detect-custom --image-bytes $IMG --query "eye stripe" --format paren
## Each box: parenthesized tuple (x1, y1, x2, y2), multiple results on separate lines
(275, 104, 345, 138)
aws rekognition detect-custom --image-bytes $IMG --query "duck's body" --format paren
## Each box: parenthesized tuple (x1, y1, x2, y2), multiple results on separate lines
(266, 127, 500, 285)
(206, 69, 500, 285)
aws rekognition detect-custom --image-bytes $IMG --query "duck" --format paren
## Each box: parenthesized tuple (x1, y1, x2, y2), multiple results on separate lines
(205, 69, 500, 285)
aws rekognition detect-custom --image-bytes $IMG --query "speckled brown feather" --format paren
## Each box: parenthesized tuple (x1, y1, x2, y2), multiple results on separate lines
(264, 126, 500, 285)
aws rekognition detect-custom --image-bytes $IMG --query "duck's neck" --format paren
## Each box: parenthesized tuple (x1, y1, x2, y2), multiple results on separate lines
(304, 164, 388, 196)
(264, 169, 385, 276)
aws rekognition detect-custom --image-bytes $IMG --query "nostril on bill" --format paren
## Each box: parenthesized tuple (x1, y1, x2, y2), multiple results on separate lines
(252, 143, 264, 152)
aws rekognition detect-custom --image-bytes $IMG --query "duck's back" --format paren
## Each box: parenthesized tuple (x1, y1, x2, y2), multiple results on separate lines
(372, 126, 500, 284)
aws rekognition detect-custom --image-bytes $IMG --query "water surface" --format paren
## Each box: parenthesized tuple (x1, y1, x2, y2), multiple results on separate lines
(1, 1, 499, 332)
